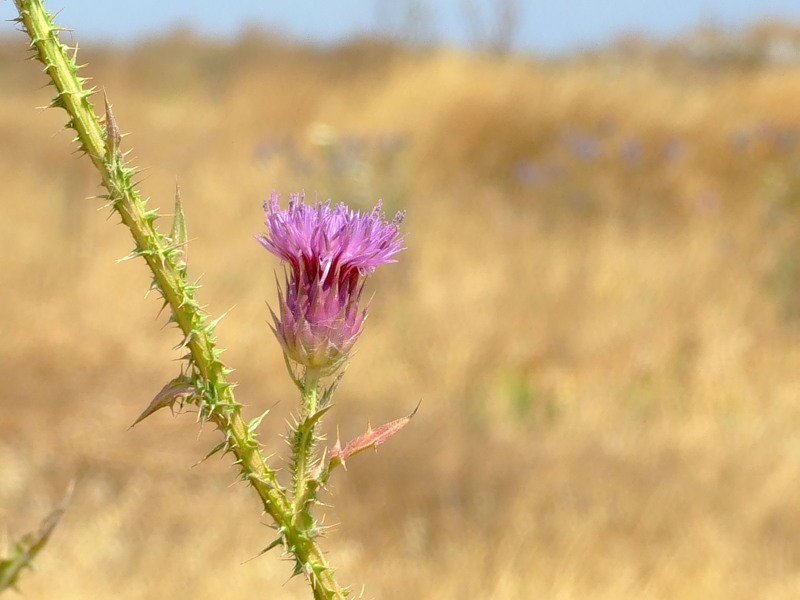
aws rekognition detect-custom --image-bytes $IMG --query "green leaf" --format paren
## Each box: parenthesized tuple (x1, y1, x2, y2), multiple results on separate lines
(129, 375, 196, 428)
(103, 93, 121, 159)
(170, 183, 188, 272)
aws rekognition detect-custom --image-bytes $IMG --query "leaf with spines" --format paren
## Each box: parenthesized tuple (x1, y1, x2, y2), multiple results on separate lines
(170, 183, 188, 274)
(129, 374, 196, 428)
(327, 404, 419, 474)
(103, 93, 121, 159)
(245, 408, 272, 449)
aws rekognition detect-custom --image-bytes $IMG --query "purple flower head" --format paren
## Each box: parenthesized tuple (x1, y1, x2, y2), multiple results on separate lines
(257, 192, 405, 374)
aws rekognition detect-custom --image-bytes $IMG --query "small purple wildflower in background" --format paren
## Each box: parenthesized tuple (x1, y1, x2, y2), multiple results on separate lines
(560, 128, 602, 161)
(662, 138, 687, 163)
(257, 192, 405, 375)
(621, 136, 643, 165)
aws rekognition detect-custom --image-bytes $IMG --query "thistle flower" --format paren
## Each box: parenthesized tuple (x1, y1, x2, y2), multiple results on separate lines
(257, 192, 405, 375)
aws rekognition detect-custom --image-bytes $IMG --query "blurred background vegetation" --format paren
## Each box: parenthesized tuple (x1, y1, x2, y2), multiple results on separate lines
(3, 13, 800, 599)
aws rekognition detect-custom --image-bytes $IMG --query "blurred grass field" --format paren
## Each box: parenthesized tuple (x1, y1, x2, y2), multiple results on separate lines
(3, 25, 800, 599)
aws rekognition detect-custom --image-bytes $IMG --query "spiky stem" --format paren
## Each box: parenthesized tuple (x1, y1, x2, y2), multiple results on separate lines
(292, 370, 322, 514)
(13, 1, 346, 597)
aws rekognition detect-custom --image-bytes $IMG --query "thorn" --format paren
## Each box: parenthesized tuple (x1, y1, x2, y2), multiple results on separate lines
(192, 440, 230, 467)
(242, 536, 285, 564)
(247, 409, 272, 436)
(173, 330, 194, 351)
(206, 306, 236, 334)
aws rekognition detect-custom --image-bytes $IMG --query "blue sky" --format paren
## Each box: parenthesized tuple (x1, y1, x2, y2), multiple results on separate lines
(2, 1, 800, 54)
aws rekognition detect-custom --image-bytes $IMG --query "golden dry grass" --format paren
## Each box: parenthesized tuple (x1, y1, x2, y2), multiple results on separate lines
(3, 31, 800, 598)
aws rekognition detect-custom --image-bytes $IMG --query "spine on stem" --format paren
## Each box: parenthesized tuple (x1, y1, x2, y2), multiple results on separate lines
(13, 1, 347, 597)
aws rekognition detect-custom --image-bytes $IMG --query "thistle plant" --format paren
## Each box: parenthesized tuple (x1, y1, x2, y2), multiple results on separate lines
(11, 1, 413, 598)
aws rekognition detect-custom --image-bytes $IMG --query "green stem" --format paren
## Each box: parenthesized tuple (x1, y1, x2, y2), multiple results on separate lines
(13, 1, 346, 597)
(303, 369, 322, 416)
(293, 369, 322, 514)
